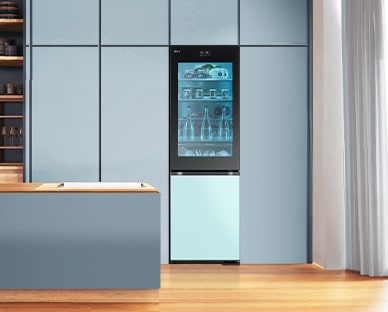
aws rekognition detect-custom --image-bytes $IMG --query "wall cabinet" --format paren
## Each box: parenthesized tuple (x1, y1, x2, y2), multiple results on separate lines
(240, 47, 308, 263)
(31, 47, 99, 182)
(101, 0, 169, 45)
(240, 0, 308, 45)
(32, 0, 99, 45)
(170, 0, 238, 45)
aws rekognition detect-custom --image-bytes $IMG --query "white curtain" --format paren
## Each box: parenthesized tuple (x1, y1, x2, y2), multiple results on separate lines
(342, 0, 388, 276)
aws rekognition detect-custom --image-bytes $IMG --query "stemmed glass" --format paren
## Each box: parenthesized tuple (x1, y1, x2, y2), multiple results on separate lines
(9, 126, 16, 146)
(1, 126, 8, 146)
(17, 126, 23, 146)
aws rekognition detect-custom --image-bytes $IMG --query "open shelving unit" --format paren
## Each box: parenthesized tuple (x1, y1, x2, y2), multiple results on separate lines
(0, 17, 24, 181)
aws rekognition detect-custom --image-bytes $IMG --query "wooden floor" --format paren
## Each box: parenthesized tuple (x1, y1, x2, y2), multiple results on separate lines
(0, 264, 387, 311)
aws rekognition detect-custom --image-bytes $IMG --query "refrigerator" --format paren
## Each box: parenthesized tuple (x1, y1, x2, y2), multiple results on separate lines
(170, 46, 240, 264)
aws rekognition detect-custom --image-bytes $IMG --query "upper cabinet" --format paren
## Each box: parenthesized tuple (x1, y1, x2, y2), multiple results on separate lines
(170, 0, 238, 45)
(25, 0, 30, 46)
(31, 47, 99, 182)
(32, 0, 99, 45)
(240, 0, 308, 45)
(101, 0, 169, 45)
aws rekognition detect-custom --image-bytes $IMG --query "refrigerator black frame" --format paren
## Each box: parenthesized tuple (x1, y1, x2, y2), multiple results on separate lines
(169, 45, 240, 172)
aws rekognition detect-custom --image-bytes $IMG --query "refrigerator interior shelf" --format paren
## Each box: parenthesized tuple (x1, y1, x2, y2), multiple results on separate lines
(179, 98, 232, 101)
(179, 78, 233, 82)
(178, 141, 233, 145)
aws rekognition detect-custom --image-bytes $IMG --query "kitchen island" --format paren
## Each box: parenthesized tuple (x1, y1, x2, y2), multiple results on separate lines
(0, 183, 160, 290)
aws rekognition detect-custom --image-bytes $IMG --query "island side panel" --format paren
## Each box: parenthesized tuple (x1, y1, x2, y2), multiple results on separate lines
(0, 192, 160, 289)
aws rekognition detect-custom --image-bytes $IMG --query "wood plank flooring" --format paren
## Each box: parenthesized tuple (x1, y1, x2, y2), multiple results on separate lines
(0, 264, 387, 311)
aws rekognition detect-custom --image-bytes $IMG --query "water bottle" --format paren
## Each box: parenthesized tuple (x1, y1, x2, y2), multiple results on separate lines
(218, 106, 229, 141)
(201, 106, 212, 141)
(184, 105, 194, 141)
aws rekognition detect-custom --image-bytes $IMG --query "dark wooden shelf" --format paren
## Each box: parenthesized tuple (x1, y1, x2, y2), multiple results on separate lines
(0, 56, 23, 67)
(0, 95, 23, 102)
(0, 115, 23, 119)
(0, 146, 23, 150)
(0, 19, 23, 32)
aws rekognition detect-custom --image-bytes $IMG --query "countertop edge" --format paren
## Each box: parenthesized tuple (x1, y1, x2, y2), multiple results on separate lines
(0, 182, 159, 193)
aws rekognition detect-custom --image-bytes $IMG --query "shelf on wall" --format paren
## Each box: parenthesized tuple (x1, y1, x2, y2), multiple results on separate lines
(0, 162, 23, 166)
(0, 115, 23, 119)
(0, 56, 23, 67)
(0, 19, 23, 32)
(0, 146, 23, 150)
(0, 95, 23, 102)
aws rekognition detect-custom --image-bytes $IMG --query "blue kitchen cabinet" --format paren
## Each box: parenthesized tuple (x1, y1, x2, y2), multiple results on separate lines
(240, 47, 308, 263)
(101, 0, 169, 45)
(171, 0, 238, 45)
(100, 47, 169, 262)
(31, 47, 99, 182)
(240, 0, 308, 45)
(32, 0, 99, 45)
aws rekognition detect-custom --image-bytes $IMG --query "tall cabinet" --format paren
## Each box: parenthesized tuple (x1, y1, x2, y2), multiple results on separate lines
(29, 0, 99, 182)
(239, 0, 310, 263)
(0, 0, 24, 182)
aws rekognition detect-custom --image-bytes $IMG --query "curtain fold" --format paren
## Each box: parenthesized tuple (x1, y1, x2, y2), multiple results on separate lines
(342, 0, 388, 276)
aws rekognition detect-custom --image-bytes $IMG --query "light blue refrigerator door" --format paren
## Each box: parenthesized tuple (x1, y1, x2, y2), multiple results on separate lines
(170, 175, 239, 261)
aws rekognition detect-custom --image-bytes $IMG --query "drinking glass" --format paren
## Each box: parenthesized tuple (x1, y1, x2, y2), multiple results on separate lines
(1, 126, 7, 146)
(9, 126, 16, 146)
(17, 126, 23, 146)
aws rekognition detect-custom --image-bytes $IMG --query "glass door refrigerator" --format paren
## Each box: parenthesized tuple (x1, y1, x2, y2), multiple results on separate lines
(170, 46, 239, 264)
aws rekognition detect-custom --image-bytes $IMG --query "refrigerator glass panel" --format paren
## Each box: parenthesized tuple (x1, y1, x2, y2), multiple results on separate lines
(178, 62, 234, 158)
(170, 46, 240, 172)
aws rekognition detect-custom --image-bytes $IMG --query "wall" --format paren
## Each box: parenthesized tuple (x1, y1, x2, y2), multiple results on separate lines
(312, 0, 345, 269)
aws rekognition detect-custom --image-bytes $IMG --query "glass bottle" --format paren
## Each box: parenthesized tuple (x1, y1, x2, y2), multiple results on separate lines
(184, 105, 194, 141)
(201, 106, 212, 141)
(218, 106, 229, 141)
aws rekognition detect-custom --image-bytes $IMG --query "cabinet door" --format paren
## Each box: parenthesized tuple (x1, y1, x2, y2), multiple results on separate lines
(240, 47, 308, 263)
(171, 0, 238, 45)
(101, 47, 169, 262)
(24, 47, 31, 182)
(31, 47, 99, 182)
(32, 0, 99, 45)
(240, 0, 308, 45)
(101, 0, 169, 45)
(25, 0, 30, 46)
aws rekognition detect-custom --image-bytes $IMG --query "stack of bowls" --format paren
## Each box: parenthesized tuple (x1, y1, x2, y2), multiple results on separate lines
(0, 1, 19, 19)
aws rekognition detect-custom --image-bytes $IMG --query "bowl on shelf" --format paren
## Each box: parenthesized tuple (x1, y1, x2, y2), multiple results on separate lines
(0, 13, 19, 19)
(0, 1, 18, 7)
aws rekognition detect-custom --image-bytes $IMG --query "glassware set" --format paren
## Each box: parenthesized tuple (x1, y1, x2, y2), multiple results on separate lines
(1, 126, 23, 146)
(180, 105, 232, 142)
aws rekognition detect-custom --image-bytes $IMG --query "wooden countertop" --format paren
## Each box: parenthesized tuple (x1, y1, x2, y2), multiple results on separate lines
(0, 182, 158, 193)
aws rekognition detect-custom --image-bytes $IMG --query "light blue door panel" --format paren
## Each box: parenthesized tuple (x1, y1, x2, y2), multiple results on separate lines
(32, 0, 99, 45)
(101, 0, 169, 45)
(31, 47, 99, 182)
(240, 47, 308, 263)
(171, 0, 238, 45)
(24, 47, 30, 182)
(240, 0, 308, 45)
(171, 175, 239, 261)
(25, 0, 30, 46)
(101, 47, 169, 263)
